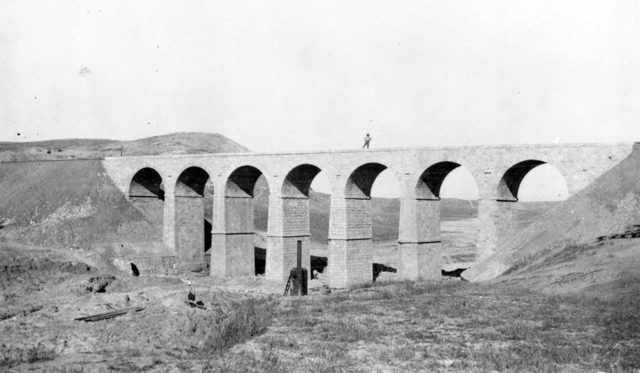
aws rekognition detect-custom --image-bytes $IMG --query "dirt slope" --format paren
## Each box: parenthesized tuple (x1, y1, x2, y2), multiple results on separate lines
(0, 133, 249, 256)
(464, 143, 640, 295)
(0, 160, 169, 257)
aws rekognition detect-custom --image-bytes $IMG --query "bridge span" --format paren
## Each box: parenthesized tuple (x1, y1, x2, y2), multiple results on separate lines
(102, 142, 634, 287)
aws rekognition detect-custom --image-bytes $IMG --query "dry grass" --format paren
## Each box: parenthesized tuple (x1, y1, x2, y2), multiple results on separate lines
(191, 280, 640, 373)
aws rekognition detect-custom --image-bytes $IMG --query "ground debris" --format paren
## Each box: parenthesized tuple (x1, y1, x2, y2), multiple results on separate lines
(74, 306, 144, 322)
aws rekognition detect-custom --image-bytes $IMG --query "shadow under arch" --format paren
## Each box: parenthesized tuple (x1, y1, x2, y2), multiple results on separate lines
(497, 160, 546, 201)
(129, 167, 164, 200)
(282, 164, 322, 198)
(417, 161, 463, 199)
(174, 166, 212, 272)
(128, 167, 165, 242)
(345, 163, 389, 198)
(226, 165, 266, 197)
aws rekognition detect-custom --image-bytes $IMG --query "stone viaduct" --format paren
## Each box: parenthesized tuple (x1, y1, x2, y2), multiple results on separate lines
(101, 142, 634, 288)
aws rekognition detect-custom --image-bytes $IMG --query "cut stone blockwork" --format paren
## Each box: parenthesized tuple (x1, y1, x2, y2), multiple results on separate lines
(103, 142, 637, 285)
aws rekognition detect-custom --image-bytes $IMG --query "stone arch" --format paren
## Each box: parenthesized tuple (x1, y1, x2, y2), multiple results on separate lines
(226, 165, 266, 197)
(218, 165, 268, 277)
(411, 161, 480, 274)
(345, 163, 389, 198)
(282, 164, 322, 198)
(175, 166, 211, 197)
(127, 168, 165, 233)
(497, 160, 568, 201)
(416, 161, 463, 200)
(174, 166, 212, 271)
(128, 167, 164, 199)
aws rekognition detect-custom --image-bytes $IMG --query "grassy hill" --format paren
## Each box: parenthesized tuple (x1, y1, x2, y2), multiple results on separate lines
(465, 143, 640, 296)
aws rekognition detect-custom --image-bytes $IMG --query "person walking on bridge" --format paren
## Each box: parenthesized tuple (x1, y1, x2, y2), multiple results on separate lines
(362, 134, 371, 149)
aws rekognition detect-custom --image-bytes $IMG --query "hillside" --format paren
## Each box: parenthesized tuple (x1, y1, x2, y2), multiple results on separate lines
(465, 143, 640, 296)
(0, 133, 249, 256)
(0, 132, 249, 161)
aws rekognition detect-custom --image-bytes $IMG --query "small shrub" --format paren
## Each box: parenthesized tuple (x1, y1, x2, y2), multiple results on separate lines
(26, 342, 56, 364)
(187, 297, 274, 355)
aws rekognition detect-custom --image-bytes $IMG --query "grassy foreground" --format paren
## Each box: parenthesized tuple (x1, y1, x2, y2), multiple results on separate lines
(204, 280, 639, 373)
(3, 279, 638, 372)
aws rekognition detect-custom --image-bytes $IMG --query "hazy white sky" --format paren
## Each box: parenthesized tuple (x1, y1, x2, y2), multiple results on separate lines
(2, 0, 638, 199)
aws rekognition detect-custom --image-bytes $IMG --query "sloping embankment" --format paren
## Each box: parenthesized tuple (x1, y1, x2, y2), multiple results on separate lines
(465, 143, 640, 284)
(0, 160, 168, 257)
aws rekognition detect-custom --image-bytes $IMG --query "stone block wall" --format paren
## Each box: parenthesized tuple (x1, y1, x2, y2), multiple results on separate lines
(328, 238, 373, 287)
(175, 196, 205, 267)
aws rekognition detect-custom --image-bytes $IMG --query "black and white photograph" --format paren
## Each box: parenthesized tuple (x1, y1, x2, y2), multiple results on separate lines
(1, 1, 639, 372)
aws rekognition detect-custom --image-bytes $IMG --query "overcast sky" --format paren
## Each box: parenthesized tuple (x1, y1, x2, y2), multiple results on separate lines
(2, 1, 639, 199)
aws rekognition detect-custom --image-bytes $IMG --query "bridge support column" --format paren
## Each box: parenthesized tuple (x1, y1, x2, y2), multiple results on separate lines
(209, 195, 255, 277)
(397, 198, 441, 280)
(162, 193, 176, 252)
(477, 199, 517, 261)
(266, 194, 311, 283)
(174, 195, 206, 272)
(328, 196, 373, 288)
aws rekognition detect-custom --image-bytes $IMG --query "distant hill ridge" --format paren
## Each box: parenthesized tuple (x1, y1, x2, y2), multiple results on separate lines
(0, 132, 249, 161)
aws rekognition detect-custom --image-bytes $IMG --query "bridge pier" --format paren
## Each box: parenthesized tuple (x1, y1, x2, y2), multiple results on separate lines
(209, 195, 255, 277)
(476, 199, 517, 262)
(174, 195, 207, 271)
(328, 195, 373, 288)
(265, 194, 311, 283)
(162, 190, 176, 252)
(397, 197, 442, 280)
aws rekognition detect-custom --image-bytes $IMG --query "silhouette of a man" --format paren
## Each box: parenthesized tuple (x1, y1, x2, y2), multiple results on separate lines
(363, 134, 371, 149)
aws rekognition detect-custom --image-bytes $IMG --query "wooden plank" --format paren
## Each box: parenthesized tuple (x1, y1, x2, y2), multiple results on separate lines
(74, 307, 144, 322)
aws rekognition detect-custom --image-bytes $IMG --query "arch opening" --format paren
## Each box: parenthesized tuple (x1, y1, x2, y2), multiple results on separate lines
(517, 164, 569, 202)
(174, 167, 212, 271)
(128, 168, 164, 232)
(129, 168, 164, 200)
(417, 161, 462, 200)
(343, 163, 399, 283)
(417, 163, 480, 271)
(226, 165, 268, 276)
(497, 160, 546, 201)
(309, 170, 331, 278)
(345, 163, 388, 198)
(282, 164, 322, 198)
(226, 166, 264, 197)
(498, 162, 569, 233)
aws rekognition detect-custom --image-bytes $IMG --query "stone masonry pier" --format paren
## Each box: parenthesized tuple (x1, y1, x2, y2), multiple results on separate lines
(102, 143, 634, 288)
